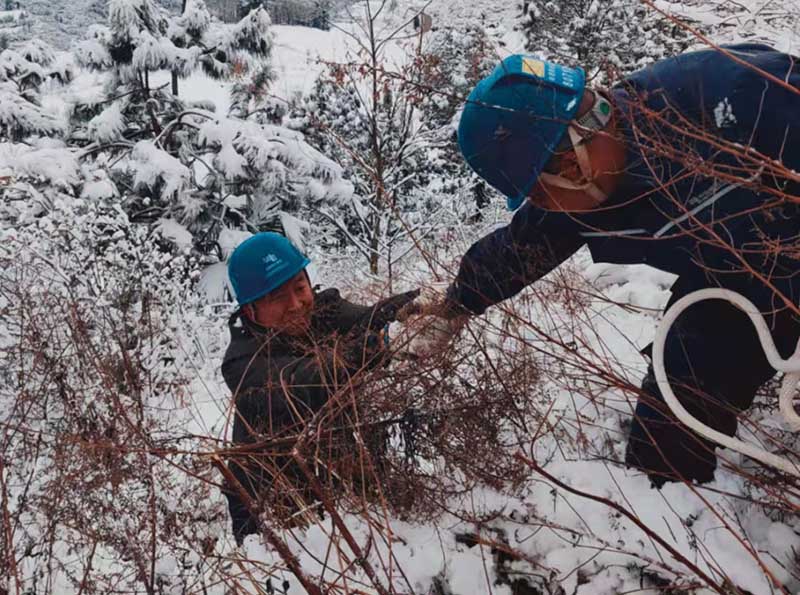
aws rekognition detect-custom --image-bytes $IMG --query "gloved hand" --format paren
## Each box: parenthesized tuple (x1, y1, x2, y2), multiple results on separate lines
(359, 289, 421, 332)
(395, 284, 470, 358)
(347, 289, 420, 369)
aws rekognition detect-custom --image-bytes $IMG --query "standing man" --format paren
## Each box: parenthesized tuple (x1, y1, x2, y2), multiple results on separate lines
(222, 232, 417, 544)
(411, 45, 800, 486)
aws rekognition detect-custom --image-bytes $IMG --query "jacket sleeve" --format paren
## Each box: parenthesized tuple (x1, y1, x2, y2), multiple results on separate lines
(313, 288, 373, 334)
(447, 201, 586, 315)
(333, 299, 373, 334)
(317, 288, 419, 334)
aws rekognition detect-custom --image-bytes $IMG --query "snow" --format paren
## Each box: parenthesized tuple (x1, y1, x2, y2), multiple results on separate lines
(80, 168, 119, 200)
(269, 24, 355, 99)
(1, 0, 799, 593)
(217, 227, 252, 258)
(87, 102, 126, 143)
(18, 38, 56, 66)
(132, 30, 181, 71)
(279, 210, 310, 252)
(657, 0, 800, 55)
(0, 9, 24, 22)
(0, 144, 80, 189)
(74, 27, 114, 69)
(130, 140, 191, 197)
(151, 68, 233, 113)
(156, 217, 194, 248)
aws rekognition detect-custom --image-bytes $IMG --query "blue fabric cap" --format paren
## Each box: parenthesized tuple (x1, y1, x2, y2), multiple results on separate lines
(228, 232, 310, 305)
(458, 55, 586, 210)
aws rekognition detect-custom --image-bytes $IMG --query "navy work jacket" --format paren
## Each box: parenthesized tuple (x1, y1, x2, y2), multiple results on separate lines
(449, 44, 800, 316)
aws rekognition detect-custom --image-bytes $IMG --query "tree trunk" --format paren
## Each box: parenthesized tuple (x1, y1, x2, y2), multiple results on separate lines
(366, 2, 384, 276)
(171, 0, 189, 97)
(369, 213, 380, 274)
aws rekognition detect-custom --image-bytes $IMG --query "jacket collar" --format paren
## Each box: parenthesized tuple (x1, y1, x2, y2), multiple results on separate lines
(229, 307, 315, 353)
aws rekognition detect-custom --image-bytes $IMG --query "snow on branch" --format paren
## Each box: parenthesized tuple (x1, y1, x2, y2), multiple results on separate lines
(0, 83, 63, 140)
(130, 140, 191, 197)
(0, 142, 80, 190)
(198, 116, 347, 199)
(74, 25, 114, 70)
(87, 102, 127, 143)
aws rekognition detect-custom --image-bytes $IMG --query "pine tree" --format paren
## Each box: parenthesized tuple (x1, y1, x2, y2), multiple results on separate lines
(415, 23, 497, 219)
(292, 0, 484, 274)
(291, 13, 503, 270)
(64, 1, 350, 294)
(0, 40, 62, 141)
(73, 0, 273, 141)
(221, 5, 274, 116)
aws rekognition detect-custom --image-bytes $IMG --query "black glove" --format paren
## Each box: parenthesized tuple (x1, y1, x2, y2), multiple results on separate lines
(345, 289, 419, 369)
(359, 289, 421, 332)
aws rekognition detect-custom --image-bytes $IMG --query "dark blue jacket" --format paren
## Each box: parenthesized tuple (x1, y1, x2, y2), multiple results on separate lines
(449, 44, 800, 315)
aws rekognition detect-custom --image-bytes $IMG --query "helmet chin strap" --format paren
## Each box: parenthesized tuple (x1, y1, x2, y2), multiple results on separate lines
(538, 125, 607, 206)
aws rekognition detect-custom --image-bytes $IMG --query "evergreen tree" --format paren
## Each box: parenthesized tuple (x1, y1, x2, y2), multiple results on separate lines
(292, 57, 428, 273)
(415, 23, 497, 219)
(291, 15, 499, 269)
(64, 1, 349, 292)
(73, 0, 272, 139)
(0, 41, 62, 141)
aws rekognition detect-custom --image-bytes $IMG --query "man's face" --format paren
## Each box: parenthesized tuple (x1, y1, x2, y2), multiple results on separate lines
(526, 90, 625, 211)
(248, 271, 314, 336)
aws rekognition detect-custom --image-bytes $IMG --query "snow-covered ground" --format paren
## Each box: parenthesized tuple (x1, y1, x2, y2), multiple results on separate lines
(74, 23, 800, 595)
(179, 240, 800, 594)
(2, 1, 800, 593)
(184, 5, 800, 593)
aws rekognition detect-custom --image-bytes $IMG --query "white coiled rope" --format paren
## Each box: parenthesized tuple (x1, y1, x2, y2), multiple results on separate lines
(652, 288, 800, 478)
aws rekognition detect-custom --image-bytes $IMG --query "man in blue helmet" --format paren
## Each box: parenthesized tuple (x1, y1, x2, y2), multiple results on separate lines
(222, 232, 418, 544)
(410, 45, 800, 486)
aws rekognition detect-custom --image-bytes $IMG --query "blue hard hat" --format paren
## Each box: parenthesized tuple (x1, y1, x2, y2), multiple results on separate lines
(227, 232, 311, 305)
(458, 55, 586, 210)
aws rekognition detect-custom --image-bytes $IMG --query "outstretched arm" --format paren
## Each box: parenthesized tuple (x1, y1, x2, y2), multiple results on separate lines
(447, 201, 586, 315)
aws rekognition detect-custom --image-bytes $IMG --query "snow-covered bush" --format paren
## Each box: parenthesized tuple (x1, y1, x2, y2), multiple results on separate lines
(519, 0, 695, 76)
(0, 198, 230, 594)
